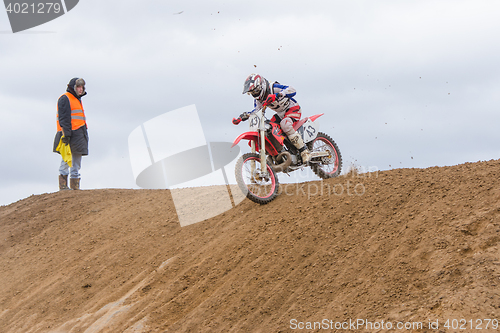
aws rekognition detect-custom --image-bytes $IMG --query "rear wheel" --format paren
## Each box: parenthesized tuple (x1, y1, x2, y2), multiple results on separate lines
(235, 153, 279, 204)
(307, 132, 342, 178)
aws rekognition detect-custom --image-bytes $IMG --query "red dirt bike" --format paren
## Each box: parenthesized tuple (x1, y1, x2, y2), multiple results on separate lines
(232, 106, 342, 204)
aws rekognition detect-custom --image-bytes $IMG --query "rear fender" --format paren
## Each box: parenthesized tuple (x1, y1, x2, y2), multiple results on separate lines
(309, 113, 324, 121)
(292, 113, 324, 131)
(309, 113, 324, 122)
(296, 114, 324, 144)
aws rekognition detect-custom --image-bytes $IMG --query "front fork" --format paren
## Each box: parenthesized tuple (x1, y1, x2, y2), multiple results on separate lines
(260, 127, 267, 175)
(251, 140, 256, 176)
(249, 107, 270, 180)
(250, 130, 269, 179)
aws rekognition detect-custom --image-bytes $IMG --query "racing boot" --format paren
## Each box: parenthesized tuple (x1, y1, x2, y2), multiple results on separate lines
(288, 132, 311, 163)
(70, 178, 81, 190)
(59, 174, 69, 190)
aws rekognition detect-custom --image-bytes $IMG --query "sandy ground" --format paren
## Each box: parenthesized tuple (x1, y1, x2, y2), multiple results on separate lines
(1, 159, 500, 332)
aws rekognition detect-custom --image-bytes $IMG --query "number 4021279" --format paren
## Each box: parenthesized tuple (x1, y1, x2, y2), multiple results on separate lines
(444, 319, 498, 330)
(5, 3, 62, 14)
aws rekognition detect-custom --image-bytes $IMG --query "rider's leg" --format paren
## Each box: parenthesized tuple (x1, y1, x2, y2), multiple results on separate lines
(280, 116, 311, 163)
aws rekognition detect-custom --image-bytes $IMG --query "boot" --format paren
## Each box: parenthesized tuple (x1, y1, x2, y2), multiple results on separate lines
(288, 132, 311, 163)
(59, 174, 69, 190)
(70, 178, 80, 190)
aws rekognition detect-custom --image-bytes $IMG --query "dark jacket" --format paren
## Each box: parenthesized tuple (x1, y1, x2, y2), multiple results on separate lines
(53, 78, 89, 155)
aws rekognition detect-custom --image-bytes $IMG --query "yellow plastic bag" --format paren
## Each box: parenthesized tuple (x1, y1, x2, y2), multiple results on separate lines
(56, 136, 72, 167)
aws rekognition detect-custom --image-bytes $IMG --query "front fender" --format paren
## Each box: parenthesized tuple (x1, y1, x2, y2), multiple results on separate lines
(231, 131, 259, 148)
(232, 131, 279, 156)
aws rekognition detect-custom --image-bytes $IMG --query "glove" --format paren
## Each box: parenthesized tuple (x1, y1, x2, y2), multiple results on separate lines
(263, 93, 279, 106)
(62, 136, 70, 144)
(232, 113, 249, 125)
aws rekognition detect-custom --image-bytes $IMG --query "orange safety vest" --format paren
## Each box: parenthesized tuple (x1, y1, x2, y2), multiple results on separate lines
(56, 92, 86, 132)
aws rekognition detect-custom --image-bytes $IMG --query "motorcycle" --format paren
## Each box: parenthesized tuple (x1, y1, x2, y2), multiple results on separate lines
(232, 106, 342, 204)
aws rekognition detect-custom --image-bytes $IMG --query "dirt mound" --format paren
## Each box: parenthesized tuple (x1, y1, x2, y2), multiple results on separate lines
(1, 160, 500, 332)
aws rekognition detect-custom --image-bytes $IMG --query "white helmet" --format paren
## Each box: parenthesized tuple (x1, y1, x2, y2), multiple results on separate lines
(242, 74, 269, 100)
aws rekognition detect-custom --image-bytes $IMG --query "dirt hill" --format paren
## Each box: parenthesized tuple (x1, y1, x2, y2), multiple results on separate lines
(1, 159, 500, 333)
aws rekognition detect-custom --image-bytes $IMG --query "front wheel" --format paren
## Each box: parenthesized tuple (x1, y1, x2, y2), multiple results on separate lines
(235, 153, 279, 204)
(307, 132, 342, 179)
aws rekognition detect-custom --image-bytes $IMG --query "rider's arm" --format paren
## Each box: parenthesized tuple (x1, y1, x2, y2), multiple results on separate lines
(253, 98, 264, 111)
(273, 83, 296, 99)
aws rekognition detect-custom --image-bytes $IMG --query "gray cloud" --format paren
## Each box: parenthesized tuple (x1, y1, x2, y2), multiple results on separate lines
(1, 0, 499, 205)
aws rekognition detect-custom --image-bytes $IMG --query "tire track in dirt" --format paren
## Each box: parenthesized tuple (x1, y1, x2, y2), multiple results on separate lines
(1, 159, 499, 332)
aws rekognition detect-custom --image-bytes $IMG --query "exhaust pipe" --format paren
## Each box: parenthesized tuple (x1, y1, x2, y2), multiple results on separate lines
(272, 151, 292, 172)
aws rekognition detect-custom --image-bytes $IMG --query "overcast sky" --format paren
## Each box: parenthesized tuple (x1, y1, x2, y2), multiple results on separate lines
(1, 0, 499, 206)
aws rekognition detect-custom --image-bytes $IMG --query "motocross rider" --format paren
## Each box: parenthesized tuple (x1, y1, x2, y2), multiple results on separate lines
(233, 74, 312, 163)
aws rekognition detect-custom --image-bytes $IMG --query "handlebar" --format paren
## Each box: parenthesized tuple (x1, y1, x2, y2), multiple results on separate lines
(232, 106, 267, 125)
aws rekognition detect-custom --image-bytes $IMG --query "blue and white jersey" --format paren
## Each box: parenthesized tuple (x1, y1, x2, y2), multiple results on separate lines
(252, 81, 300, 119)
